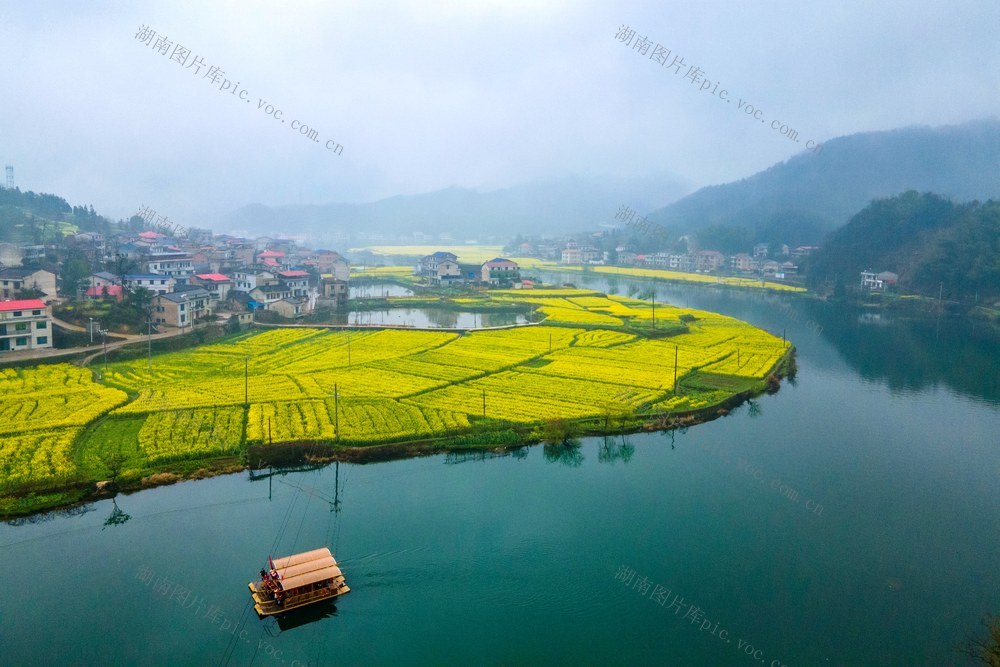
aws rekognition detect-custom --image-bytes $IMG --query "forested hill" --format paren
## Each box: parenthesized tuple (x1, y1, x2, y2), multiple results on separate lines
(0, 187, 112, 244)
(806, 191, 1000, 301)
(644, 119, 1000, 252)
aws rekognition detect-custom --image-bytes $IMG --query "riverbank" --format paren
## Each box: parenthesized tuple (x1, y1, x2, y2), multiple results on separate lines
(0, 289, 793, 518)
(1, 346, 793, 519)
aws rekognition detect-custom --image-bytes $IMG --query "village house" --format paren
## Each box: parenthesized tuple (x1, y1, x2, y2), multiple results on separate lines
(0, 299, 53, 352)
(0, 268, 57, 300)
(89, 271, 118, 290)
(126, 236, 194, 283)
(560, 247, 582, 264)
(256, 249, 287, 270)
(695, 250, 726, 273)
(311, 250, 350, 281)
(84, 284, 124, 302)
(190, 273, 233, 301)
(151, 288, 212, 328)
(860, 270, 899, 291)
(417, 252, 459, 281)
(731, 253, 757, 273)
(276, 270, 311, 298)
(232, 269, 277, 293)
(761, 260, 782, 277)
(481, 258, 519, 285)
(122, 274, 175, 295)
(249, 284, 294, 308)
(318, 278, 348, 309)
(270, 297, 309, 319)
(456, 263, 482, 283)
(617, 251, 639, 266)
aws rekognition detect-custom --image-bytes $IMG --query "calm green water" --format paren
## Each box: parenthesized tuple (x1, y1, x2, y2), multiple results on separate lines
(2, 281, 998, 666)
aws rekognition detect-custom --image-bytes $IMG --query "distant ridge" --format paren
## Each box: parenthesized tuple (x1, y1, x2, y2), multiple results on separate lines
(645, 119, 1000, 251)
(219, 173, 691, 241)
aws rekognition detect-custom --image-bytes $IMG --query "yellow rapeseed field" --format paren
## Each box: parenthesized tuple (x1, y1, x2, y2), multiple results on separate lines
(0, 287, 791, 503)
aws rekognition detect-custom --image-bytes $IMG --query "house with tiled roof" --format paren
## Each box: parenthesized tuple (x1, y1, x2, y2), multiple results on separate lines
(190, 273, 233, 301)
(151, 289, 212, 328)
(0, 299, 52, 352)
(481, 258, 519, 285)
(276, 270, 312, 300)
(85, 284, 124, 301)
(122, 274, 175, 295)
(0, 268, 57, 300)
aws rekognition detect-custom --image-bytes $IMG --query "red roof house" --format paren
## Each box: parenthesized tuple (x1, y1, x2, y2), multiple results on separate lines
(0, 298, 47, 312)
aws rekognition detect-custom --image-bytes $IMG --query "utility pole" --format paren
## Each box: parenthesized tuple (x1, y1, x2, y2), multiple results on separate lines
(651, 287, 656, 329)
(334, 383, 340, 441)
(482, 389, 486, 418)
(147, 319, 152, 374)
(99, 328, 109, 374)
(673, 344, 679, 393)
(347, 332, 351, 367)
(244, 356, 249, 407)
(88, 317, 94, 344)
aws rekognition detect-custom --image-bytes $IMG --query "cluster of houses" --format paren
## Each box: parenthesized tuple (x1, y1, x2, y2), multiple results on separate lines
(416, 252, 521, 286)
(506, 237, 817, 280)
(0, 229, 357, 354)
(76, 229, 353, 327)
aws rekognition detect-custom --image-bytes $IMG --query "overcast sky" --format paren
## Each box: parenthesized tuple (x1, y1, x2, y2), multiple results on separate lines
(1, 1, 998, 227)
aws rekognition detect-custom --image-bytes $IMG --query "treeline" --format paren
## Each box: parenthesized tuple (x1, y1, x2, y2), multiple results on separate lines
(0, 186, 118, 243)
(806, 191, 1000, 301)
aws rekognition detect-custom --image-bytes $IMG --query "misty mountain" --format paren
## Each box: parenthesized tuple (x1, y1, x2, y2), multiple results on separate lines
(217, 173, 692, 242)
(805, 191, 1000, 301)
(645, 119, 1000, 251)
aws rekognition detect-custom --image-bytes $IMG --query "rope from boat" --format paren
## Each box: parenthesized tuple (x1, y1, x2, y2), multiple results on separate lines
(218, 598, 255, 667)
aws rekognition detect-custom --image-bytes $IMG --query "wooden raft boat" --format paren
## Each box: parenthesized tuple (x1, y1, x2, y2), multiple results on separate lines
(248, 547, 350, 616)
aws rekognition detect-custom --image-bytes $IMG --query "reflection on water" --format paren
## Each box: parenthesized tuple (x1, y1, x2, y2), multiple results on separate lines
(273, 600, 339, 633)
(543, 441, 584, 467)
(598, 435, 635, 464)
(812, 303, 1000, 403)
(349, 283, 413, 298)
(532, 269, 1000, 405)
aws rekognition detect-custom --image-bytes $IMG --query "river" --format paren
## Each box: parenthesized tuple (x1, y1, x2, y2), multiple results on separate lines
(2, 277, 997, 666)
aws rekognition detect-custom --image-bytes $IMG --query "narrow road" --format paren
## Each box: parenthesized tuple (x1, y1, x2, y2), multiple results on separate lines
(50, 316, 145, 340)
(2, 325, 188, 365)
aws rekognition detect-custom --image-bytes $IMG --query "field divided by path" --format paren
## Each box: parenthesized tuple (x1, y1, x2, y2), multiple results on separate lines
(0, 294, 791, 506)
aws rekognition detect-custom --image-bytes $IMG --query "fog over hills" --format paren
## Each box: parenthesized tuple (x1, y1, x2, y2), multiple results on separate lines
(219, 120, 1000, 248)
(218, 173, 692, 243)
(644, 119, 1000, 249)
